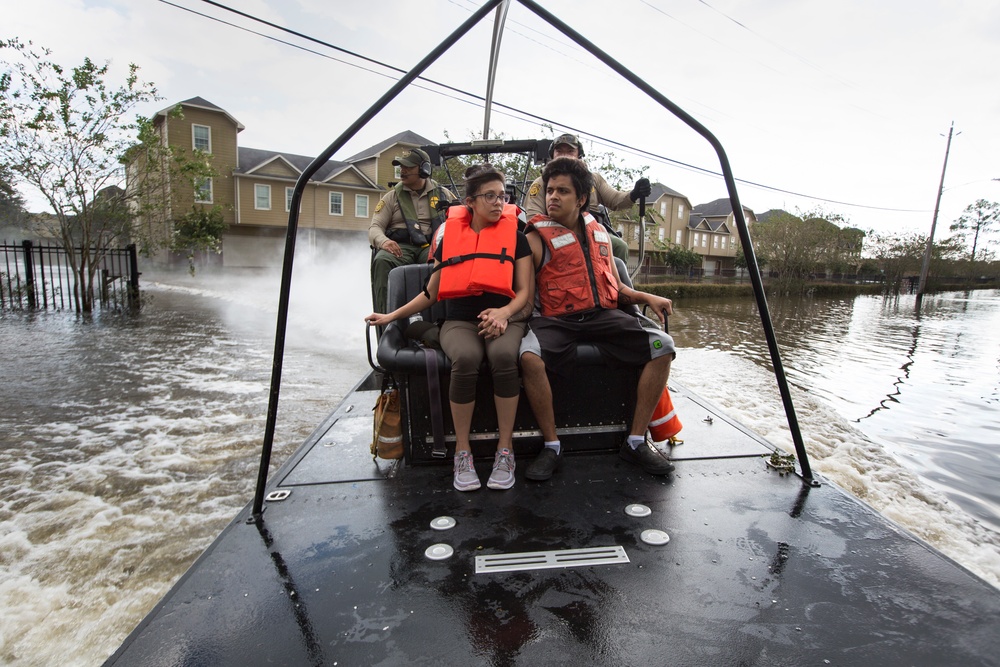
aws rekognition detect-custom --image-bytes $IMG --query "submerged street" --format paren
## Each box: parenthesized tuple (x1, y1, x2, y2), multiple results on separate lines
(1, 264, 998, 665)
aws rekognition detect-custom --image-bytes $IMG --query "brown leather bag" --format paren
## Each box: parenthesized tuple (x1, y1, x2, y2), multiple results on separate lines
(371, 387, 403, 460)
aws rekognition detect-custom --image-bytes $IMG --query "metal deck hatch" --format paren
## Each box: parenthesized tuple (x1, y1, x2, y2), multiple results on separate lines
(475, 546, 630, 574)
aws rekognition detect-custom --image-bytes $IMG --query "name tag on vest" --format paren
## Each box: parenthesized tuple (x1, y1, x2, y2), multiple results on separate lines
(593, 230, 610, 245)
(550, 232, 578, 249)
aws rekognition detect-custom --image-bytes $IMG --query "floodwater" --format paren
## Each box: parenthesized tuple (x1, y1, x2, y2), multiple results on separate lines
(1, 253, 998, 665)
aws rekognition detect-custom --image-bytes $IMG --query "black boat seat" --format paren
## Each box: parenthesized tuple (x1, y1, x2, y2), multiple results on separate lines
(376, 260, 645, 462)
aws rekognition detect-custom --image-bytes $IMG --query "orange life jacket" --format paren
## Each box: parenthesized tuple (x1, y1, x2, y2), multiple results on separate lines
(436, 204, 518, 301)
(648, 385, 683, 442)
(530, 213, 618, 317)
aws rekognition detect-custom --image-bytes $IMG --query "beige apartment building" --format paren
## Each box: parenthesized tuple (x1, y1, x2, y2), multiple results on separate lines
(148, 96, 433, 267)
(686, 198, 756, 273)
(618, 185, 750, 274)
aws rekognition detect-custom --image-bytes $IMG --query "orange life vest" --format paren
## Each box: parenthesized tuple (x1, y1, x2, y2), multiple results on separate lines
(530, 213, 618, 317)
(436, 204, 518, 301)
(648, 385, 683, 442)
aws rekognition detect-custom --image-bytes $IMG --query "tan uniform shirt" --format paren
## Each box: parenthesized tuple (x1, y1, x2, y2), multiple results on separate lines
(523, 171, 632, 220)
(368, 179, 456, 248)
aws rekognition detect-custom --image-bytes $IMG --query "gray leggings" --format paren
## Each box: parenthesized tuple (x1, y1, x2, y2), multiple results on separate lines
(439, 320, 527, 403)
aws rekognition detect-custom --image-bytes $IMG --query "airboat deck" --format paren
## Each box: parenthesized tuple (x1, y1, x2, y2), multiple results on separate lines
(105, 1, 1000, 663)
(105, 374, 1000, 666)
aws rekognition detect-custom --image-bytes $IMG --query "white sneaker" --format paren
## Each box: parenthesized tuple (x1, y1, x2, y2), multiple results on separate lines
(487, 449, 515, 490)
(453, 451, 480, 491)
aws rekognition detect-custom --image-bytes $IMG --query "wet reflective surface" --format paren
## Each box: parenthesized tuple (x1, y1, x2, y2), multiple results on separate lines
(670, 290, 1000, 531)
(1, 269, 997, 665)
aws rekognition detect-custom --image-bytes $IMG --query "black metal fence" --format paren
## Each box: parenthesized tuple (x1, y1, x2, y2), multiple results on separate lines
(1, 240, 139, 311)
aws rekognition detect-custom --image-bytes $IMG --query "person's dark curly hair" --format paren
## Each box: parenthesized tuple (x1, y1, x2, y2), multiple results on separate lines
(541, 157, 593, 210)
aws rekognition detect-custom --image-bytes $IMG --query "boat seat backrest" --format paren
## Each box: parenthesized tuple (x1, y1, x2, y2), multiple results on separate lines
(375, 258, 642, 375)
(375, 263, 446, 375)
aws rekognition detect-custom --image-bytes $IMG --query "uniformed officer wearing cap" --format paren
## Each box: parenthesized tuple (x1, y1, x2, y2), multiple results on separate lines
(524, 133, 651, 264)
(369, 147, 456, 313)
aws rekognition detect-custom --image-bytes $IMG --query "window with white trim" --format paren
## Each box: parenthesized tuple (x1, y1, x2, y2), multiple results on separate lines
(660, 202, 667, 217)
(329, 192, 343, 215)
(658, 227, 665, 241)
(675, 230, 682, 244)
(356, 194, 369, 218)
(192, 124, 211, 153)
(713, 235, 719, 249)
(701, 234, 708, 248)
(194, 177, 213, 204)
(255, 184, 271, 210)
(393, 165, 401, 180)
(285, 187, 294, 212)
(678, 204, 684, 218)
(721, 236, 727, 250)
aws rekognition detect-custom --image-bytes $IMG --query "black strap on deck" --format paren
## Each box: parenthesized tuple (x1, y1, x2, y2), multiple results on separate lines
(421, 346, 448, 458)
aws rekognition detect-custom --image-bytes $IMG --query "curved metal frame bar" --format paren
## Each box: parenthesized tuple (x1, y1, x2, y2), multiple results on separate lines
(517, 0, 814, 486)
(252, 0, 504, 517)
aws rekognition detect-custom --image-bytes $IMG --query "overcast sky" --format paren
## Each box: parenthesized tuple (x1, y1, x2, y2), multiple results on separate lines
(5, 0, 1000, 238)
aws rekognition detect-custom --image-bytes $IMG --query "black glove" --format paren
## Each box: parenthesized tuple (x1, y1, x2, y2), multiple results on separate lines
(629, 177, 651, 202)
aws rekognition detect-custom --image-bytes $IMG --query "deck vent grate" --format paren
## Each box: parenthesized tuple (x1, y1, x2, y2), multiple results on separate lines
(475, 545, 629, 574)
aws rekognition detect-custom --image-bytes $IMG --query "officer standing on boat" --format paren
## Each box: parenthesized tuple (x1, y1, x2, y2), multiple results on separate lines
(369, 148, 457, 314)
(523, 133, 651, 264)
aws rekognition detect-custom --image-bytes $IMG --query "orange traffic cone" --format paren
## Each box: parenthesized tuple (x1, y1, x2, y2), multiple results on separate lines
(648, 385, 682, 443)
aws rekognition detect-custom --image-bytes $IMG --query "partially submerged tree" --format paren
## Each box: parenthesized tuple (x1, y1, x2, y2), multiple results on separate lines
(950, 199, 999, 263)
(171, 205, 227, 275)
(0, 38, 215, 312)
(862, 230, 965, 294)
(751, 207, 862, 291)
(659, 241, 702, 273)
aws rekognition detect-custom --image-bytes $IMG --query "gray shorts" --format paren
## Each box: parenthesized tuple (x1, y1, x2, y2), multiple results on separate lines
(519, 309, 675, 370)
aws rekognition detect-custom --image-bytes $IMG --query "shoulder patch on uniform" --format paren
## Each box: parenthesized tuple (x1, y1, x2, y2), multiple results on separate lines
(528, 183, 540, 197)
(430, 195, 439, 210)
(375, 199, 384, 213)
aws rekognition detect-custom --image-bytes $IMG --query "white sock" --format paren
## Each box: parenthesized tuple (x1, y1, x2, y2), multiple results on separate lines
(627, 435, 644, 450)
(544, 440, 561, 454)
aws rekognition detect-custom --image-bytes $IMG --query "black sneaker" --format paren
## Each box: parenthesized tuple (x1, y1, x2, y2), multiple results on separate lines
(619, 439, 675, 475)
(525, 447, 561, 481)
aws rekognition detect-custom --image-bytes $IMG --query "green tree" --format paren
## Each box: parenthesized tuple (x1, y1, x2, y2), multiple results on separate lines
(750, 207, 859, 291)
(0, 38, 214, 312)
(860, 230, 971, 294)
(950, 199, 1000, 262)
(586, 146, 649, 241)
(752, 210, 831, 291)
(172, 205, 227, 275)
(660, 241, 702, 273)
(0, 162, 27, 230)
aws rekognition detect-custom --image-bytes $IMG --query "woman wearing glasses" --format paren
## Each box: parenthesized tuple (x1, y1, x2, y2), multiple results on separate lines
(365, 164, 533, 492)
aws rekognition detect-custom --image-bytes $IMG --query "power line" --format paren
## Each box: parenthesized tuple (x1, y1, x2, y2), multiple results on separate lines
(164, 0, 927, 214)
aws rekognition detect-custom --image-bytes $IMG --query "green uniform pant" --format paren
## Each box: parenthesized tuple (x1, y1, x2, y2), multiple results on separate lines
(611, 235, 629, 265)
(371, 243, 430, 313)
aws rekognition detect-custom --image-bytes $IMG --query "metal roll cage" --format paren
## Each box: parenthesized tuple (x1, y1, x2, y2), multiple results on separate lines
(252, 0, 815, 517)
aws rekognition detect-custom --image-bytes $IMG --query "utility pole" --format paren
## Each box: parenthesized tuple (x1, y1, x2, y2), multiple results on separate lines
(916, 122, 957, 303)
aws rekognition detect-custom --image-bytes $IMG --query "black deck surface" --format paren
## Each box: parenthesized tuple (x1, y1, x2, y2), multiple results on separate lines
(107, 381, 1000, 666)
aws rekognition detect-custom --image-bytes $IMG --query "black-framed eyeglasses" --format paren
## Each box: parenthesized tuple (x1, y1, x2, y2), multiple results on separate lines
(472, 192, 510, 204)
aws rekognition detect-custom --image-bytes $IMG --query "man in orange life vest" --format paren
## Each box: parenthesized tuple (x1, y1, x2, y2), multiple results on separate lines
(519, 157, 676, 481)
